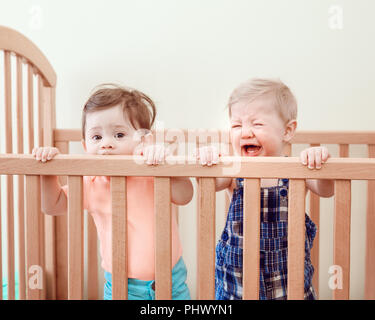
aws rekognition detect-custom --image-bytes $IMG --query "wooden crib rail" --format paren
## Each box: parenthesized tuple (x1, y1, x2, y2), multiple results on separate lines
(0, 26, 56, 87)
(1, 154, 375, 300)
(1, 26, 57, 301)
(52, 129, 375, 300)
(1, 154, 374, 179)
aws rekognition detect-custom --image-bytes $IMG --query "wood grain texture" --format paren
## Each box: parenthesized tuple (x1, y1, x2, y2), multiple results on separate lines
(111, 177, 128, 300)
(154, 177, 172, 299)
(25, 175, 41, 300)
(365, 145, 375, 299)
(243, 179, 260, 300)
(67, 176, 83, 300)
(333, 180, 351, 300)
(287, 179, 306, 300)
(197, 178, 216, 299)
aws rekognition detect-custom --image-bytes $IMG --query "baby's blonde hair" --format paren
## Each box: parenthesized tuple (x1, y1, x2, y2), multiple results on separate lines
(228, 78, 297, 123)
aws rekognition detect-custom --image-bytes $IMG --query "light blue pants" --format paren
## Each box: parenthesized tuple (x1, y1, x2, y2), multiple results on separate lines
(104, 257, 191, 300)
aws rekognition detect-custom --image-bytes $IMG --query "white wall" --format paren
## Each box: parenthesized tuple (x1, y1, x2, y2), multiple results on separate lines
(0, 0, 374, 299)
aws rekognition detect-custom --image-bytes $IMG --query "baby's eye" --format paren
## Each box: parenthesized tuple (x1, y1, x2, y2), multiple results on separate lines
(231, 124, 241, 129)
(115, 133, 126, 138)
(92, 135, 102, 141)
(254, 123, 264, 127)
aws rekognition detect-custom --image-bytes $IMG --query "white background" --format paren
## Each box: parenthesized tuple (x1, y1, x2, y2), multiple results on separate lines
(0, 0, 374, 299)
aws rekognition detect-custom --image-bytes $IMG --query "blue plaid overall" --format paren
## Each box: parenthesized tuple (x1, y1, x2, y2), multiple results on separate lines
(215, 178, 317, 300)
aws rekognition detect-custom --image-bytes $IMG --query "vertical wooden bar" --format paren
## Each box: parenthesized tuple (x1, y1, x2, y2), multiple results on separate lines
(365, 145, 375, 299)
(111, 177, 127, 300)
(87, 214, 98, 300)
(16, 55, 26, 300)
(339, 144, 349, 158)
(67, 176, 83, 300)
(243, 178, 260, 300)
(309, 143, 320, 298)
(154, 177, 172, 300)
(25, 175, 41, 300)
(333, 180, 351, 300)
(54, 141, 68, 300)
(287, 179, 306, 300)
(37, 76, 46, 300)
(42, 85, 56, 299)
(27, 64, 34, 153)
(197, 177, 215, 299)
(4, 50, 15, 300)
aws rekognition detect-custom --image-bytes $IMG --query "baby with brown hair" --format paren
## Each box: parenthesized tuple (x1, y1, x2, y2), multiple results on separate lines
(33, 84, 193, 300)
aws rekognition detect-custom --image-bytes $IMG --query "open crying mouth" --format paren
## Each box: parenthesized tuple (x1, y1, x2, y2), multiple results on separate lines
(243, 144, 262, 155)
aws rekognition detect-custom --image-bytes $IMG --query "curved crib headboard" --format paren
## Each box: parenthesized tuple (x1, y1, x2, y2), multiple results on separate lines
(0, 25, 57, 300)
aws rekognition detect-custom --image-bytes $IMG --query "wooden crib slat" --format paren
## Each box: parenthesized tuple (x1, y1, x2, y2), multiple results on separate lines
(5, 50, 15, 300)
(365, 144, 375, 299)
(155, 177, 172, 300)
(87, 213, 98, 300)
(42, 85, 57, 300)
(55, 141, 69, 300)
(309, 192, 320, 297)
(309, 143, 320, 298)
(4, 51, 12, 151)
(27, 64, 34, 152)
(197, 177, 216, 299)
(67, 176, 84, 300)
(243, 178, 260, 300)
(16, 55, 26, 300)
(25, 175, 41, 300)
(111, 177, 128, 300)
(339, 144, 349, 158)
(333, 180, 351, 300)
(287, 179, 306, 300)
(36, 77, 47, 300)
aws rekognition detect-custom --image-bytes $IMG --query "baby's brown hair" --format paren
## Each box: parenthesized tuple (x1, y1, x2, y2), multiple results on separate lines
(82, 84, 156, 139)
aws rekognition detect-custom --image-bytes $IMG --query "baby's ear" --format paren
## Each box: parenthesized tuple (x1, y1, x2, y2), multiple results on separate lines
(283, 120, 297, 143)
(81, 139, 87, 152)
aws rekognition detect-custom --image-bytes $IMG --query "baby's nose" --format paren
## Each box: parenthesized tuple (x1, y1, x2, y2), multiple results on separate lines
(241, 126, 254, 138)
(101, 139, 114, 149)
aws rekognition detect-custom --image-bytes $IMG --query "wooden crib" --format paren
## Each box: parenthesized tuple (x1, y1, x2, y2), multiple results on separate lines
(0, 25, 374, 300)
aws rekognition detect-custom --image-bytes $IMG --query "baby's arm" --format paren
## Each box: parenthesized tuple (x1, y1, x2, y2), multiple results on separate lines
(32, 147, 68, 215)
(300, 146, 334, 198)
(170, 177, 193, 205)
(195, 146, 232, 192)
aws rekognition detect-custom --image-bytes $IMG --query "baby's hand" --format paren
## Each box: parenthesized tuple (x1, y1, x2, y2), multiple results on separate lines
(300, 146, 330, 169)
(142, 144, 170, 165)
(195, 146, 220, 166)
(32, 146, 60, 162)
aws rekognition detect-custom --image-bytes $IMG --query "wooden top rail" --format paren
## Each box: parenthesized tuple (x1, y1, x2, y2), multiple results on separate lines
(1, 154, 375, 180)
(0, 25, 56, 87)
(54, 129, 375, 144)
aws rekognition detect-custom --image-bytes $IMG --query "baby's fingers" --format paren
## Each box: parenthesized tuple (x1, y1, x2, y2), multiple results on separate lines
(205, 147, 213, 166)
(154, 146, 164, 165)
(199, 149, 208, 166)
(34, 148, 44, 161)
(314, 148, 322, 169)
(300, 150, 308, 166)
(212, 147, 219, 164)
(322, 147, 330, 163)
(307, 148, 316, 169)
